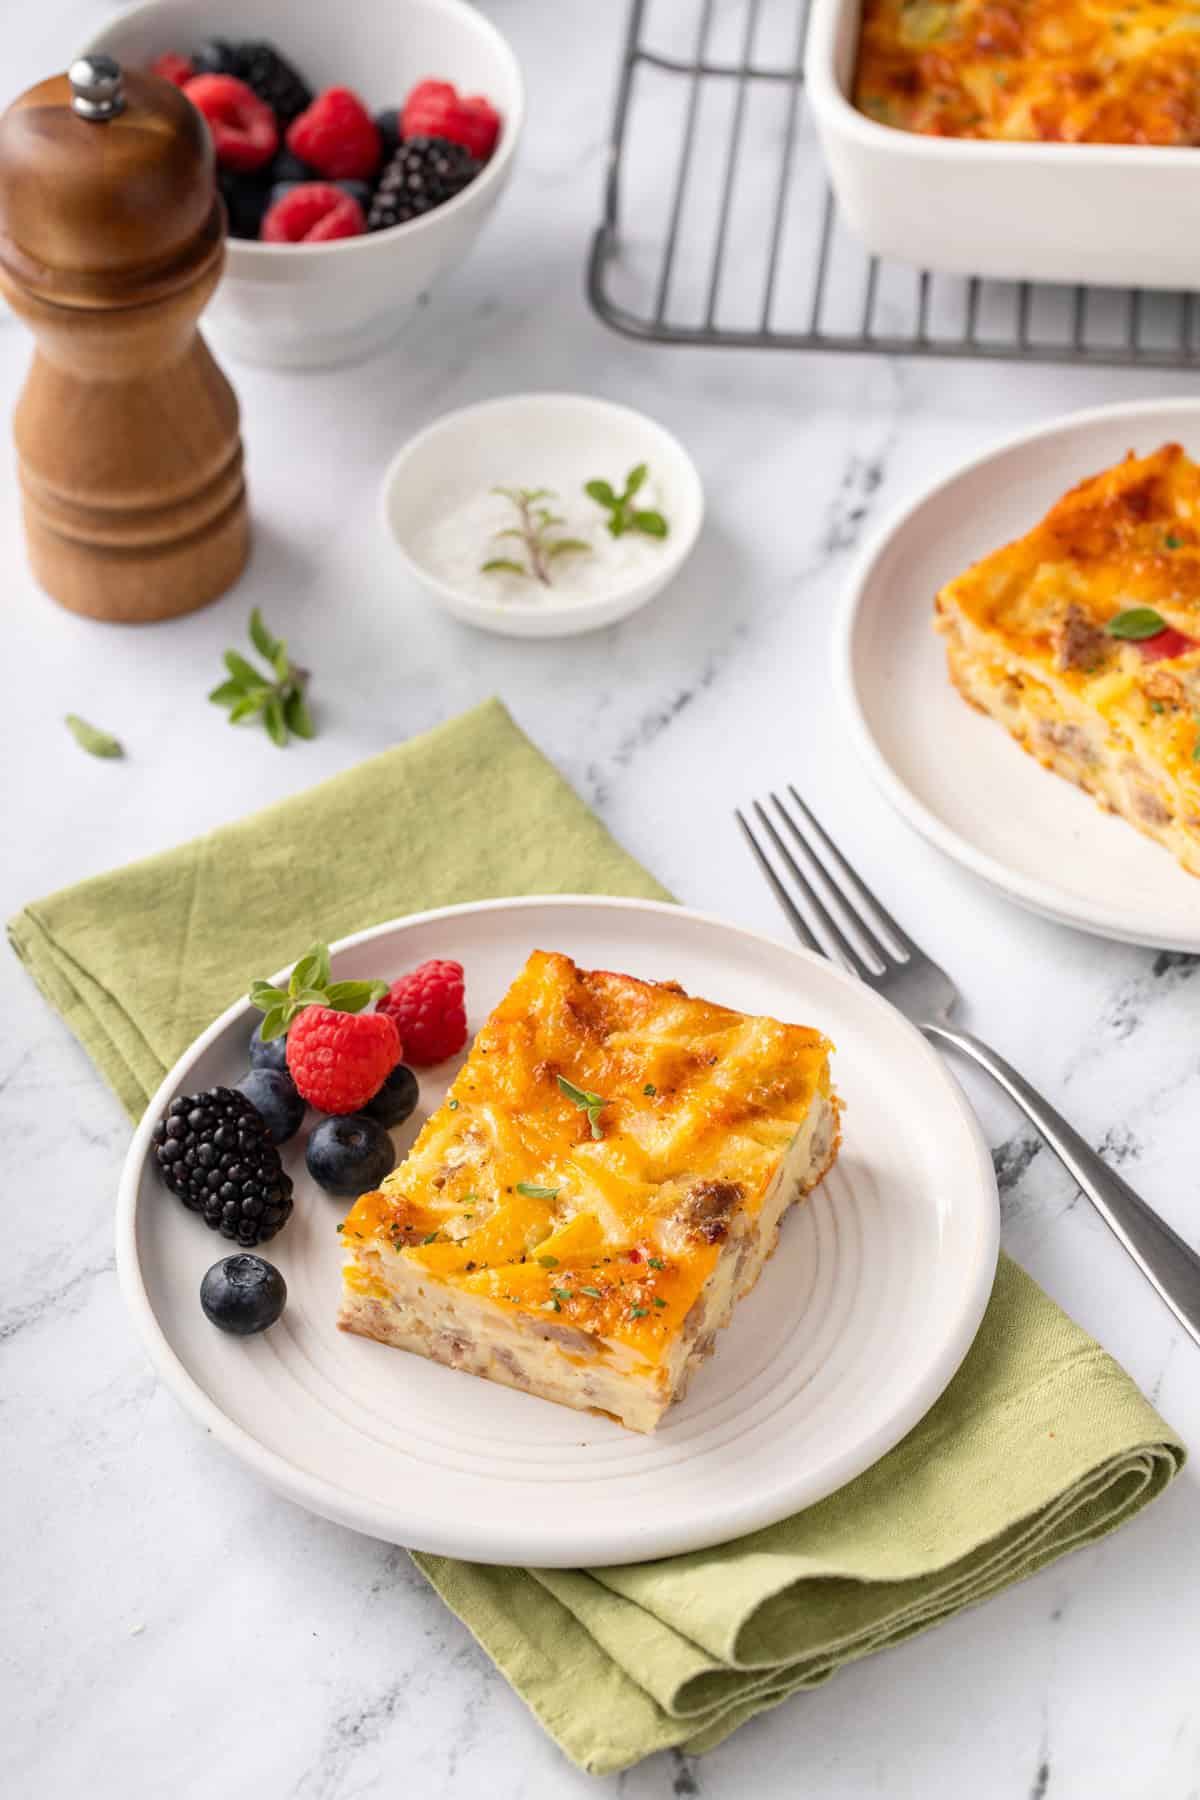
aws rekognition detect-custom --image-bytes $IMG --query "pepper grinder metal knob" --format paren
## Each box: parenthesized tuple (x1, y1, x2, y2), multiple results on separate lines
(68, 55, 126, 121)
(0, 60, 249, 623)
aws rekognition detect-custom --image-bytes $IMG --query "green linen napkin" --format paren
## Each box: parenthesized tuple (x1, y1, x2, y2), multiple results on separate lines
(10, 697, 1185, 1776)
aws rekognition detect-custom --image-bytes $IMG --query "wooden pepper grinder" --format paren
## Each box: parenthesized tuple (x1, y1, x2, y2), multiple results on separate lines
(0, 56, 249, 622)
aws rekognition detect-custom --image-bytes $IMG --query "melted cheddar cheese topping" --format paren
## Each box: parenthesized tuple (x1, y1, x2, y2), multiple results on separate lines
(340, 949, 834, 1364)
(854, 0, 1200, 142)
(936, 442, 1200, 815)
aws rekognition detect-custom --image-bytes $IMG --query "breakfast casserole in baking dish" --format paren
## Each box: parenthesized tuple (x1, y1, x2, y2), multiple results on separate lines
(854, 0, 1200, 142)
(935, 443, 1200, 876)
(338, 949, 841, 1432)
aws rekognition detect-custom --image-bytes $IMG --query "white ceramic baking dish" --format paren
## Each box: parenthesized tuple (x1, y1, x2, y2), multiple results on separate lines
(806, 0, 1200, 291)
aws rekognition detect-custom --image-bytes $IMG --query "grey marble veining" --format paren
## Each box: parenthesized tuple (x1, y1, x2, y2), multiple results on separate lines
(3, 0, 1199, 1796)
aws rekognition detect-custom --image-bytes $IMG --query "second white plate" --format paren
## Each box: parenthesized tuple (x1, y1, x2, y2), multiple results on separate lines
(836, 398, 1200, 951)
(117, 897, 998, 1567)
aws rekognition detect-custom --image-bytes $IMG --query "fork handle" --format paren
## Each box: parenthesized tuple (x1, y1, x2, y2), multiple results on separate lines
(925, 1023, 1200, 1347)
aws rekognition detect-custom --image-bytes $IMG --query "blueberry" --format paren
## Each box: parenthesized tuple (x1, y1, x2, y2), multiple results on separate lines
(269, 148, 314, 183)
(375, 108, 402, 159)
(201, 1253, 286, 1335)
(219, 170, 273, 241)
(307, 1114, 396, 1197)
(361, 1063, 419, 1129)
(236, 1068, 306, 1144)
(192, 37, 238, 74)
(249, 1018, 289, 1072)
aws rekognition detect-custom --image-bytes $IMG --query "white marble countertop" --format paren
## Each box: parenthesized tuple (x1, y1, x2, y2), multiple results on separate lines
(3, 1, 1199, 1795)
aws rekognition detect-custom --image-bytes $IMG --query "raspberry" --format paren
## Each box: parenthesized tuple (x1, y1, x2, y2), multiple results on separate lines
(286, 1007, 401, 1114)
(261, 182, 366, 243)
(401, 80, 500, 162)
(378, 960, 467, 1066)
(151, 52, 195, 88)
(184, 73, 278, 172)
(286, 86, 381, 181)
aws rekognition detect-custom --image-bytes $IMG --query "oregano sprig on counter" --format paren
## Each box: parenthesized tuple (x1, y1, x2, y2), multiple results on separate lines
(209, 608, 315, 747)
(584, 463, 669, 540)
(481, 487, 590, 586)
(248, 941, 387, 1041)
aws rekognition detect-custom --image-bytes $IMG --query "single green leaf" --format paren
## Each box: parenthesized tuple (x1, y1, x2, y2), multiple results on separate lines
(644, 1083, 657, 1096)
(324, 978, 389, 1013)
(208, 678, 244, 707)
(494, 528, 527, 540)
(283, 690, 315, 740)
(258, 1005, 290, 1042)
(228, 691, 268, 724)
(64, 714, 124, 758)
(624, 463, 648, 498)
(606, 512, 627, 538)
(249, 981, 287, 1011)
(481, 558, 528, 576)
(633, 510, 669, 538)
(1105, 607, 1167, 641)
(585, 479, 616, 507)
(580, 1285, 604, 1299)
(522, 487, 555, 503)
(272, 644, 292, 684)
(248, 608, 277, 662)
(224, 649, 268, 689)
(537, 1254, 559, 1267)
(1164, 533, 1183, 550)
(558, 1075, 605, 1109)
(547, 538, 591, 558)
(516, 1182, 560, 1199)
(289, 945, 331, 995)
(263, 695, 288, 747)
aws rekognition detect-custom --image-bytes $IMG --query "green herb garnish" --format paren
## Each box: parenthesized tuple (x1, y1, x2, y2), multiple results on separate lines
(557, 1075, 610, 1140)
(246, 941, 387, 1041)
(481, 487, 590, 587)
(643, 1083, 657, 1096)
(448, 1099, 459, 1110)
(546, 1297, 561, 1313)
(580, 1285, 604, 1299)
(537, 1254, 559, 1267)
(584, 464, 669, 541)
(629, 1305, 649, 1319)
(209, 609, 314, 747)
(421, 1232, 440, 1245)
(1105, 607, 1167, 641)
(65, 714, 124, 759)
(648, 1256, 665, 1270)
(653, 1296, 667, 1308)
(551, 1287, 572, 1303)
(517, 1182, 560, 1199)
(1165, 533, 1183, 549)
(1151, 701, 1165, 714)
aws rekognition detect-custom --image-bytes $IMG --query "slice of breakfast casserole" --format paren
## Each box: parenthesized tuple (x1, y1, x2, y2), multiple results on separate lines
(338, 949, 841, 1432)
(935, 443, 1200, 877)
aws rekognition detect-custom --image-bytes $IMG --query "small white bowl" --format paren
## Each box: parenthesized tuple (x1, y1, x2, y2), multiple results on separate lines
(84, 0, 523, 369)
(380, 393, 705, 638)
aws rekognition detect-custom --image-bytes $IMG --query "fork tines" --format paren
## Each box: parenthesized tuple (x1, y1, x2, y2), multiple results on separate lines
(735, 786, 914, 982)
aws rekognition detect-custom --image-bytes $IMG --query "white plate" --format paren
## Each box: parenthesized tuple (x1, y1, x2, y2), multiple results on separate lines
(117, 896, 998, 1566)
(379, 393, 703, 637)
(836, 398, 1200, 952)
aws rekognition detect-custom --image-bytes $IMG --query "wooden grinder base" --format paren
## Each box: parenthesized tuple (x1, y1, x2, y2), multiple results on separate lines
(4, 253, 249, 624)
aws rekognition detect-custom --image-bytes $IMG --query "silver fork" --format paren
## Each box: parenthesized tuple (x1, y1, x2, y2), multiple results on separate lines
(737, 783, 1200, 1348)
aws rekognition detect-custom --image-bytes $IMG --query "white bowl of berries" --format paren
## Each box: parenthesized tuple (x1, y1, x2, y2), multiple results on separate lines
(83, 0, 523, 368)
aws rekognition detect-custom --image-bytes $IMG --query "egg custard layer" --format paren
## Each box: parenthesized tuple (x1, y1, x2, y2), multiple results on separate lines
(854, 0, 1200, 143)
(338, 949, 841, 1432)
(935, 444, 1200, 876)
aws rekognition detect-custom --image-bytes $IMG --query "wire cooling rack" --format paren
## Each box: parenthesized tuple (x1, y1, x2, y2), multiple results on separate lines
(587, 0, 1200, 367)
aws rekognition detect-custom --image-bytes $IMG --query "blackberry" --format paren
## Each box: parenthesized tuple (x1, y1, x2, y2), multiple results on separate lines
(233, 41, 313, 127)
(153, 1087, 294, 1246)
(192, 38, 238, 75)
(366, 137, 481, 233)
(218, 169, 273, 241)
